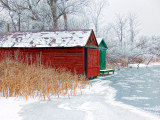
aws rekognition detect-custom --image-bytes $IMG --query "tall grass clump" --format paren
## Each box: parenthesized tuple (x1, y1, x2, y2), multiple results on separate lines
(0, 58, 90, 100)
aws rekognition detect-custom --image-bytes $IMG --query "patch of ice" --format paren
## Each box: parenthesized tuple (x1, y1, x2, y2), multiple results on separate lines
(128, 80, 145, 83)
(145, 104, 150, 106)
(145, 106, 160, 112)
(153, 91, 158, 94)
(122, 97, 151, 100)
(116, 82, 129, 86)
(136, 90, 143, 93)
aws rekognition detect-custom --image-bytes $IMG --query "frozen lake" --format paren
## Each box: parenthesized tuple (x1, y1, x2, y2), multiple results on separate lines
(0, 65, 160, 120)
(103, 65, 160, 116)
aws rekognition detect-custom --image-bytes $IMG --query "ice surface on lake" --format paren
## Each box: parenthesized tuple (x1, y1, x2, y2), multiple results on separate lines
(106, 65, 160, 116)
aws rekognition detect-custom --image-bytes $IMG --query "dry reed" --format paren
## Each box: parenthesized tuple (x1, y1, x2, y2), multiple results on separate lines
(151, 57, 160, 63)
(0, 58, 90, 100)
(106, 62, 120, 70)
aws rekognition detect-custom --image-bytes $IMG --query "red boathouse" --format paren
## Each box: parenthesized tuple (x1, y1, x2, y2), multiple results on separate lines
(0, 30, 100, 78)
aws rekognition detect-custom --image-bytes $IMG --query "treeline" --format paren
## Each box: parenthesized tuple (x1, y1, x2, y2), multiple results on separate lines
(0, 0, 107, 32)
(100, 14, 160, 65)
(0, 0, 159, 64)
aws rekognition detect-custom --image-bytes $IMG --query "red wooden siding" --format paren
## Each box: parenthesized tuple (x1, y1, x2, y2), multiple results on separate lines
(0, 48, 85, 75)
(0, 47, 100, 78)
(87, 48, 100, 78)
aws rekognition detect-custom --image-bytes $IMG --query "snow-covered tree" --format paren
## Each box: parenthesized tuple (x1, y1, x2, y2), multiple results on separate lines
(128, 13, 139, 44)
(87, 0, 107, 37)
(113, 14, 127, 49)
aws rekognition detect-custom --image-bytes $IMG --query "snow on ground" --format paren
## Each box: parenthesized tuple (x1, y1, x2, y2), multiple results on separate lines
(0, 97, 37, 120)
(122, 96, 150, 100)
(0, 77, 160, 120)
(129, 62, 160, 68)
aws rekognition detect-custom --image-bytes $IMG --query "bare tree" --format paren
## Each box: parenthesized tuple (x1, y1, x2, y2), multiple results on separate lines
(47, 0, 58, 30)
(0, 0, 20, 31)
(25, 0, 41, 21)
(8, 11, 17, 31)
(58, 0, 87, 30)
(0, 0, 41, 31)
(68, 14, 90, 29)
(46, 0, 87, 30)
(87, 0, 107, 36)
(113, 14, 127, 48)
(100, 23, 113, 41)
(60, 0, 67, 30)
(128, 13, 139, 44)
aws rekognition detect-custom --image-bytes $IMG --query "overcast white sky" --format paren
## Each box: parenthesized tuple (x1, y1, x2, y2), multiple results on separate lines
(102, 0, 160, 36)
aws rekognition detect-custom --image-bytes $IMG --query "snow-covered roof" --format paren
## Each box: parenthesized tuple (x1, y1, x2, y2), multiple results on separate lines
(96, 38, 103, 45)
(0, 30, 93, 48)
(96, 38, 108, 49)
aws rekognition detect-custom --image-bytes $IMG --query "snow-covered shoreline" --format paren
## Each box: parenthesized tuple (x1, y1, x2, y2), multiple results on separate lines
(128, 62, 160, 68)
(0, 77, 160, 120)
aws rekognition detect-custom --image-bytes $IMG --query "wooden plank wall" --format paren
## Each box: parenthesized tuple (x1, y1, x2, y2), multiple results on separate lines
(0, 47, 85, 75)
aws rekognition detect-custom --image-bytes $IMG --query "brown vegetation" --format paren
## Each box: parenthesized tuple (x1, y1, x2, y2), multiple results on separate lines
(106, 62, 120, 70)
(151, 57, 160, 63)
(0, 58, 90, 100)
(107, 56, 160, 69)
(106, 56, 146, 69)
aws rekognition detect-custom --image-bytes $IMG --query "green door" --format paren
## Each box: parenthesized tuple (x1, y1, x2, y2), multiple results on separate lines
(100, 49, 106, 70)
(97, 38, 108, 70)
